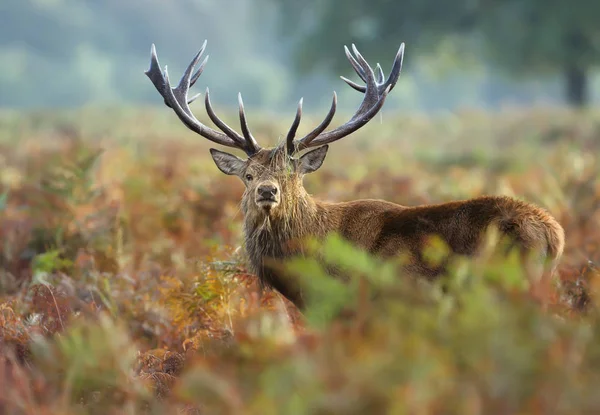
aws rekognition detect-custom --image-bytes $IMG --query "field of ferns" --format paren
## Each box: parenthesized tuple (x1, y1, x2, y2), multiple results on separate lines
(1, 106, 600, 414)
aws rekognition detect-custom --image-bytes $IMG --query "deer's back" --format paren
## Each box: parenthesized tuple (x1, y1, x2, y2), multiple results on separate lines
(327, 195, 563, 279)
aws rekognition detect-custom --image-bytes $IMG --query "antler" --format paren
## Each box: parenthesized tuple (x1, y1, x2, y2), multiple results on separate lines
(286, 43, 404, 155)
(145, 41, 261, 156)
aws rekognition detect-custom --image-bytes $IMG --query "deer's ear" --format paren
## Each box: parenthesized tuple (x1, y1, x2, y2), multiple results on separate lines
(210, 149, 246, 176)
(298, 145, 328, 174)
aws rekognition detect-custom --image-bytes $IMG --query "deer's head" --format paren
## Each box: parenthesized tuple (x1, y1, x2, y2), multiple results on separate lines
(209, 145, 328, 218)
(145, 40, 404, 218)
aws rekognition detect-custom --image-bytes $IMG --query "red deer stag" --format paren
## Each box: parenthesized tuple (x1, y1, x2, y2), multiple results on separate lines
(145, 40, 564, 309)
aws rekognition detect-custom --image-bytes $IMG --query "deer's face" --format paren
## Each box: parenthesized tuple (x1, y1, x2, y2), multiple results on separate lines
(209, 145, 329, 216)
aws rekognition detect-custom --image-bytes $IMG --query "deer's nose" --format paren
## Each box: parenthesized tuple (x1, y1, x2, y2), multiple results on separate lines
(258, 185, 278, 199)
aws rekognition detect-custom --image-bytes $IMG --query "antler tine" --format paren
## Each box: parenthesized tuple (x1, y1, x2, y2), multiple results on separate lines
(340, 75, 365, 93)
(145, 42, 261, 156)
(294, 43, 404, 151)
(383, 43, 405, 92)
(145, 44, 171, 108)
(204, 88, 249, 148)
(186, 57, 209, 105)
(189, 40, 209, 86)
(295, 92, 337, 151)
(185, 46, 209, 105)
(344, 45, 367, 83)
(172, 43, 208, 114)
(146, 44, 162, 89)
(350, 44, 379, 117)
(238, 93, 260, 154)
(375, 63, 385, 84)
(286, 98, 304, 155)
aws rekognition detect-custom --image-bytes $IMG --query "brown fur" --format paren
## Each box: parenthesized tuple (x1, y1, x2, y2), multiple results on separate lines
(213, 146, 564, 310)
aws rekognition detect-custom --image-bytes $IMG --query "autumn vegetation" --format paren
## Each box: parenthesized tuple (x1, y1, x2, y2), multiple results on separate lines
(1, 106, 600, 414)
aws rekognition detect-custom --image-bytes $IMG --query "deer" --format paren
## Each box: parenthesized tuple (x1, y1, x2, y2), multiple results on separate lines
(145, 40, 565, 310)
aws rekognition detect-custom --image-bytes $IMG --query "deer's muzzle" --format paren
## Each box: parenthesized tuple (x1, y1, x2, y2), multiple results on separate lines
(255, 182, 280, 210)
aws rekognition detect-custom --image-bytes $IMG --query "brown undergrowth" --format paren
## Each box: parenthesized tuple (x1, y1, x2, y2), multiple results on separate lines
(1, 107, 600, 414)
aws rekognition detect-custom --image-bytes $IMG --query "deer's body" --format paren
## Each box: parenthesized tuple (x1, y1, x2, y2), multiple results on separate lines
(147, 40, 565, 310)
(243, 176, 564, 308)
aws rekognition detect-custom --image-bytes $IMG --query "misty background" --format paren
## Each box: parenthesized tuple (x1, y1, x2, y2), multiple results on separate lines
(1, 0, 599, 113)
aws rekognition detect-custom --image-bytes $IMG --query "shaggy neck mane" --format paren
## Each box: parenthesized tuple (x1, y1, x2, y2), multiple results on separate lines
(243, 184, 320, 261)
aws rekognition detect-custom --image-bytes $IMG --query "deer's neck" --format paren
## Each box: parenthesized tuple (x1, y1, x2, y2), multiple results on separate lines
(243, 194, 325, 259)
(242, 193, 333, 303)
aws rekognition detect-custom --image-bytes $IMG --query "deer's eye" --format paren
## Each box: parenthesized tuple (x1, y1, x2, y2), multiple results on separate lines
(245, 174, 253, 181)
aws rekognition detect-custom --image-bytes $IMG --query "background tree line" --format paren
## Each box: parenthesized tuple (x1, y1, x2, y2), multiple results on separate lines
(1, 0, 599, 111)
